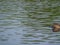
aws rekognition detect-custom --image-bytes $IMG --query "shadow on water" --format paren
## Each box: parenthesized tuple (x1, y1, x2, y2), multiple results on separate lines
(0, 0, 60, 45)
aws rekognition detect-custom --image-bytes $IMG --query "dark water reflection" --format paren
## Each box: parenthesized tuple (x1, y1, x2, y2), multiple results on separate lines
(0, 0, 60, 45)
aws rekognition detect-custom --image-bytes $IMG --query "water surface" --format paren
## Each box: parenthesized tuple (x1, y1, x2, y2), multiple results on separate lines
(0, 0, 60, 45)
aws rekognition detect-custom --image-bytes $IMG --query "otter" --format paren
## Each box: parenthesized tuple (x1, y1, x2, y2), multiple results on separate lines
(52, 23, 60, 32)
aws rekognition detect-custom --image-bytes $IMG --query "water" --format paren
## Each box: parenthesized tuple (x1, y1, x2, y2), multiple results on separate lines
(0, 0, 60, 45)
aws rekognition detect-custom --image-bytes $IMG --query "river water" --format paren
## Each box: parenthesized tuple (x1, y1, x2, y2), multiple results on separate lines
(0, 0, 60, 45)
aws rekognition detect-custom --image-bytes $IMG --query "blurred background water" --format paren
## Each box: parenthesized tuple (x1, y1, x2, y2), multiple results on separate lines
(0, 0, 60, 45)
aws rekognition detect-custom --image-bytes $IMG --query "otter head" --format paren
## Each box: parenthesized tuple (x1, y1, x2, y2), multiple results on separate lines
(52, 23, 60, 32)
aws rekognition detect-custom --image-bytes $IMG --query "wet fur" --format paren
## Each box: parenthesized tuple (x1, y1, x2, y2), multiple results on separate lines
(52, 23, 60, 32)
